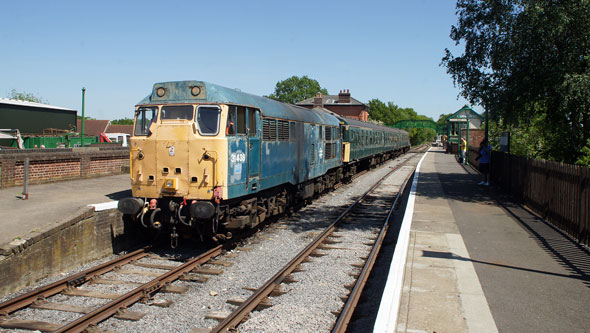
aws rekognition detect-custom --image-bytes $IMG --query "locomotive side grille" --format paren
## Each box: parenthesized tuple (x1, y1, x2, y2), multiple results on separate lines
(278, 120, 290, 141)
(325, 126, 332, 140)
(310, 144, 315, 165)
(325, 142, 333, 159)
(263, 118, 277, 141)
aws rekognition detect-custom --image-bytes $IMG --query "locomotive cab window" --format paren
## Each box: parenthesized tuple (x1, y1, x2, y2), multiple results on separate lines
(134, 106, 158, 136)
(196, 105, 220, 136)
(161, 105, 193, 120)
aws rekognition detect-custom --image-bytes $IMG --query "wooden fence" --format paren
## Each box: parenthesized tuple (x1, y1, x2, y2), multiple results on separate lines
(488, 151, 590, 247)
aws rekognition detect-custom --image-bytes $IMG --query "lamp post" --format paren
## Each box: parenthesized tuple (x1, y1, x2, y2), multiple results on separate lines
(81, 87, 86, 147)
(466, 118, 470, 165)
(485, 108, 489, 142)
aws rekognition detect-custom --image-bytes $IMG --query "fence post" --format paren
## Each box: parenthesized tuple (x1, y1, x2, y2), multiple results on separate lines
(22, 158, 29, 200)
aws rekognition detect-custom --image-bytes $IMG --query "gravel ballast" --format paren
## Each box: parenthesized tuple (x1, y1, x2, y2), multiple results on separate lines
(2, 151, 424, 333)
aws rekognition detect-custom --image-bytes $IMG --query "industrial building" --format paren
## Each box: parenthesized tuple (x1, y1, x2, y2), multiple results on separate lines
(0, 98, 77, 134)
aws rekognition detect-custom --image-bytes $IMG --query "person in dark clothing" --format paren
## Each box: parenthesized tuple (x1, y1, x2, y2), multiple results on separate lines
(476, 139, 492, 186)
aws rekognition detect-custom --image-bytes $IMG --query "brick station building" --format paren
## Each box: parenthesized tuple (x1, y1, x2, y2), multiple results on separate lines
(297, 90, 369, 122)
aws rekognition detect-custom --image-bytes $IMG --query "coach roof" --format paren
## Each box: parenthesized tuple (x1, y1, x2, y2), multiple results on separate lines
(136, 81, 340, 126)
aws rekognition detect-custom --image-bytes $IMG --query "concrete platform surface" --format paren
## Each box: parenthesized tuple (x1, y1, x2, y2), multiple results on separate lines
(0, 174, 131, 251)
(382, 147, 590, 332)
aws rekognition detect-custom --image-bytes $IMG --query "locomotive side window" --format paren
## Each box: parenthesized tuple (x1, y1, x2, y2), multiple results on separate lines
(134, 106, 158, 136)
(162, 105, 193, 120)
(236, 106, 247, 135)
(196, 105, 220, 135)
(248, 108, 258, 137)
(226, 106, 236, 135)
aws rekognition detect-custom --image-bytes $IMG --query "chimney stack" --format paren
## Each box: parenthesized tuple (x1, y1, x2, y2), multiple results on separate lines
(338, 89, 351, 103)
(313, 92, 323, 108)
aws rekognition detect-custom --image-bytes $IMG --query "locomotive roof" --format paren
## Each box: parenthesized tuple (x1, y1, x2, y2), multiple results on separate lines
(136, 80, 340, 126)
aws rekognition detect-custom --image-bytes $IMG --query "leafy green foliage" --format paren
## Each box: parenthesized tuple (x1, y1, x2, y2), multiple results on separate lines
(367, 98, 435, 145)
(111, 118, 134, 125)
(576, 139, 590, 167)
(442, 0, 590, 164)
(8, 89, 47, 103)
(267, 76, 328, 104)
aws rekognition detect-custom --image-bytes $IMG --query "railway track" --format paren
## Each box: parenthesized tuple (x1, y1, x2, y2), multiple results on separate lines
(0, 149, 426, 332)
(208, 154, 418, 332)
(0, 246, 225, 332)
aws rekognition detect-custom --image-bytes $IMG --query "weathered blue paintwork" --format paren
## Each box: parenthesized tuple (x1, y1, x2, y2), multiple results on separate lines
(138, 81, 342, 201)
(137, 81, 339, 126)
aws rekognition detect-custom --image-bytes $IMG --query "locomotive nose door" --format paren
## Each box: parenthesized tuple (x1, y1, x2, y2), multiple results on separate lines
(247, 108, 261, 191)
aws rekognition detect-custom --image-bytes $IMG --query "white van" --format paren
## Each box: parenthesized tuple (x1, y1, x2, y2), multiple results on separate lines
(105, 133, 130, 147)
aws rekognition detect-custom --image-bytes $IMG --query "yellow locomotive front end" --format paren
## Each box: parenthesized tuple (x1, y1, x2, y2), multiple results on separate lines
(118, 81, 231, 246)
(130, 104, 227, 201)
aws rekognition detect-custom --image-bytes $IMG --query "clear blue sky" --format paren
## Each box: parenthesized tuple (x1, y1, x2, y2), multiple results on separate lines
(1, 0, 473, 122)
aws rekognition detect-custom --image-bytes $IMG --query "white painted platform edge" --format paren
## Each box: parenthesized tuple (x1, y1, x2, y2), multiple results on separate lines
(89, 201, 118, 211)
(373, 148, 430, 333)
(446, 233, 498, 332)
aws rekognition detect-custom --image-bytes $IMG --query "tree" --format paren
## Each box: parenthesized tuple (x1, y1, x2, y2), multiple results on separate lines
(367, 98, 435, 144)
(111, 118, 134, 125)
(268, 76, 328, 104)
(442, 0, 590, 164)
(8, 89, 47, 103)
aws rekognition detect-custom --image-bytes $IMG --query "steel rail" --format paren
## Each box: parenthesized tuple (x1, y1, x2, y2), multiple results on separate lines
(211, 162, 403, 333)
(0, 247, 150, 316)
(332, 166, 416, 332)
(56, 244, 224, 333)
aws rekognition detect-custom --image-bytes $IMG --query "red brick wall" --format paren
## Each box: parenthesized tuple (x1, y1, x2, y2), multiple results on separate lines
(14, 159, 80, 185)
(461, 129, 485, 148)
(0, 147, 129, 188)
(89, 157, 128, 175)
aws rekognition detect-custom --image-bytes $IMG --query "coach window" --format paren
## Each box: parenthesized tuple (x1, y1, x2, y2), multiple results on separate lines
(196, 105, 220, 136)
(134, 106, 158, 136)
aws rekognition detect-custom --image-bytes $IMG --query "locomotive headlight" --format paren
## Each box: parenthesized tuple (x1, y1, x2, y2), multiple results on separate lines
(156, 87, 166, 97)
(191, 86, 201, 96)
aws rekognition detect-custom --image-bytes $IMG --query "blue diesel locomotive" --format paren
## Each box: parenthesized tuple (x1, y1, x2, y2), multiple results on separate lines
(118, 80, 409, 245)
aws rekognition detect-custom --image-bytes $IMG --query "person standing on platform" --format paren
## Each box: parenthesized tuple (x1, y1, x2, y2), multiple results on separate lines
(476, 139, 492, 186)
(461, 137, 467, 164)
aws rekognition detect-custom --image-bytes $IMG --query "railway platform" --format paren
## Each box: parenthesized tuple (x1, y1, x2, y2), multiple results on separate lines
(375, 147, 590, 332)
(0, 174, 130, 254)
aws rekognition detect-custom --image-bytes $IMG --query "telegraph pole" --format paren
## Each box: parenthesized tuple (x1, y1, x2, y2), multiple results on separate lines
(81, 87, 86, 147)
